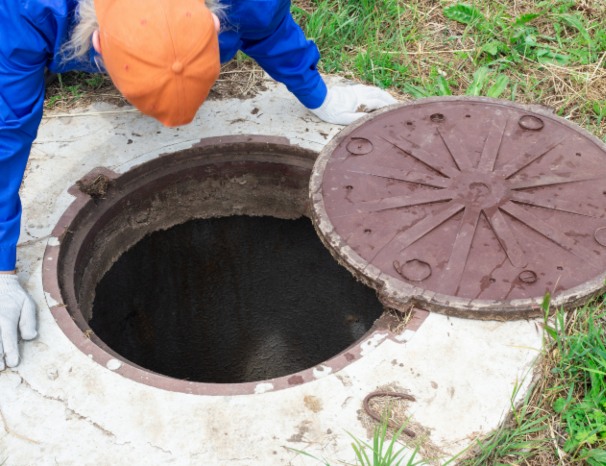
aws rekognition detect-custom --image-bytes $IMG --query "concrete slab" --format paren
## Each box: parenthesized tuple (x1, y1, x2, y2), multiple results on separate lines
(1, 76, 544, 465)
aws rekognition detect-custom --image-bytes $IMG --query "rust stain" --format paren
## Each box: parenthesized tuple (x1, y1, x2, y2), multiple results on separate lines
(288, 375, 304, 386)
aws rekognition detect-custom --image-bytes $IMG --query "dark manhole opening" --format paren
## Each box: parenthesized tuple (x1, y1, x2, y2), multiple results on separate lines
(90, 215, 383, 383)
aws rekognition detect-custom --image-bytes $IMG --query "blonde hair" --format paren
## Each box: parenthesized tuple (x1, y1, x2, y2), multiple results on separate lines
(60, 0, 224, 65)
(59, 0, 98, 63)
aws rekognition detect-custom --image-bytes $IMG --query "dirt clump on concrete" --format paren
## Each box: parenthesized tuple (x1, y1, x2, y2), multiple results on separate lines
(77, 174, 111, 199)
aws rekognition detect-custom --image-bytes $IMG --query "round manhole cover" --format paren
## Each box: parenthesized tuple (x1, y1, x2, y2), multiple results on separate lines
(311, 97, 606, 319)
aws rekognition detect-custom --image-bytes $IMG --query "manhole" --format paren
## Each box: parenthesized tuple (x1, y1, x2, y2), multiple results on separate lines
(90, 216, 382, 383)
(43, 136, 386, 393)
(311, 96, 606, 319)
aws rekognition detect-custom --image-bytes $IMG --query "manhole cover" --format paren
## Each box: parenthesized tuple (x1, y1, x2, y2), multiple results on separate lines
(311, 97, 606, 319)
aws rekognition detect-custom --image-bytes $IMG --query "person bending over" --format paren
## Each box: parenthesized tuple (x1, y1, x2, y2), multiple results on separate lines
(0, 0, 397, 370)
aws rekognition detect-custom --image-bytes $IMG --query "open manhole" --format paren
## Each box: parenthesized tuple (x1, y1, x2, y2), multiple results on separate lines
(43, 136, 387, 393)
(311, 96, 606, 319)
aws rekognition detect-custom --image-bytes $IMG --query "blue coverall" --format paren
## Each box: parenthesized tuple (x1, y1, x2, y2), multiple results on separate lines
(0, 0, 327, 271)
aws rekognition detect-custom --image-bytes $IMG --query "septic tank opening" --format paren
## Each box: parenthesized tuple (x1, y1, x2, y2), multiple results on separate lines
(90, 215, 383, 383)
(46, 136, 387, 391)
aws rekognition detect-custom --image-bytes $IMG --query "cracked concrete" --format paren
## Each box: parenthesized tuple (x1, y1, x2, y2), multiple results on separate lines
(0, 76, 544, 465)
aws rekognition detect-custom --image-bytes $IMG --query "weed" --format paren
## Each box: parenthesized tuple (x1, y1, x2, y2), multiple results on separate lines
(84, 74, 107, 89)
(290, 411, 425, 466)
(593, 101, 606, 125)
(45, 71, 119, 110)
(347, 421, 424, 466)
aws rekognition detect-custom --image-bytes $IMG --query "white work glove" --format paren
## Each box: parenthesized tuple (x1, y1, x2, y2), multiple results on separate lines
(309, 84, 398, 125)
(0, 274, 37, 370)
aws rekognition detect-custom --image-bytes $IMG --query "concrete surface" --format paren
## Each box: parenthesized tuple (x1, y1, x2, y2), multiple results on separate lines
(0, 76, 544, 465)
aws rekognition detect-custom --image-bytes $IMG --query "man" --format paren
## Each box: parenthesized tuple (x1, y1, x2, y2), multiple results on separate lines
(0, 0, 397, 370)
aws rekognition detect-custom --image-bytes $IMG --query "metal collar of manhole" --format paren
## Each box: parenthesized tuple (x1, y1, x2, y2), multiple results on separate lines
(310, 96, 606, 319)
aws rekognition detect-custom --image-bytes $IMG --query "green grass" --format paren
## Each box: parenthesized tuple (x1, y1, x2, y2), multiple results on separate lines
(292, 0, 606, 141)
(547, 304, 606, 464)
(45, 71, 124, 108)
(347, 422, 424, 466)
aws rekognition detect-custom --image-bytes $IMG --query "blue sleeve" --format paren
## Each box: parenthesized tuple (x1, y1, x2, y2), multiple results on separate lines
(0, 1, 49, 270)
(239, 11, 327, 109)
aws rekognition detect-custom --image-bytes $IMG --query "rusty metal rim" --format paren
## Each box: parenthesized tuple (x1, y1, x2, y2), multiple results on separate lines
(310, 97, 606, 319)
(42, 135, 430, 396)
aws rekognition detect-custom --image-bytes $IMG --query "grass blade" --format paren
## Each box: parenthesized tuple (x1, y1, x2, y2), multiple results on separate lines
(465, 67, 490, 96)
(443, 4, 485, 26)
(486, 74, 509, 98)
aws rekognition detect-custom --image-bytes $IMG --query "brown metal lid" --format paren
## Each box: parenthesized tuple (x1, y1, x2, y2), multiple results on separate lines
(310, 96, 606, 319)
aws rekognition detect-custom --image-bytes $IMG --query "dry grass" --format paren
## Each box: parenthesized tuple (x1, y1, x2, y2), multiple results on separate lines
(45, 58, 268, 110)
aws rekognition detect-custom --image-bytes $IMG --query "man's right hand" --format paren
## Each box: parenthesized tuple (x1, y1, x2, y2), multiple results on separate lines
(0, 274, 37, 370)
(309, 84, 398, 125)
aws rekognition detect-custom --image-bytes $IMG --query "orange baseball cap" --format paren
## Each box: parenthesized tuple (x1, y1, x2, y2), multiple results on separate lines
(94, 0, 220, 127)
